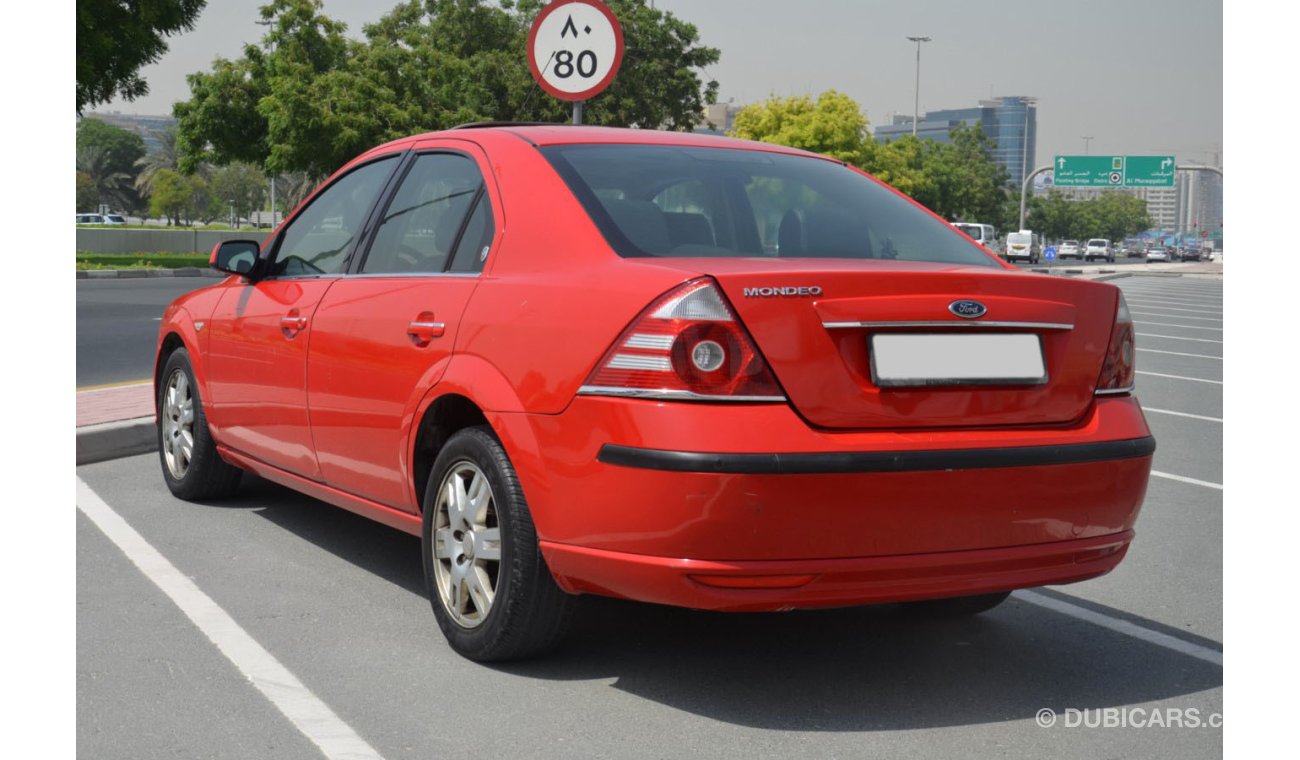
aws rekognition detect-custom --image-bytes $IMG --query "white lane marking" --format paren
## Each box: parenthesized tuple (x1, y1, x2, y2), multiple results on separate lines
(1150, 470, 1224, 491)
(152, 317, 162, 321)
(1125, 296, 1223, 307)
(1137, 370, 1222, 385)
(1137, 333, 1222, 344)
(1143, 407, 1222, 423)
(1129, 311, 1222, 323)
(1017, 590, 1222, 666)
(76, 478, 387, 760)
(1138, 348, 1221, 360)
(1126, 303, 1222, 315)
(1135, 321, 1222, 331)
(76, 381, 154, 395)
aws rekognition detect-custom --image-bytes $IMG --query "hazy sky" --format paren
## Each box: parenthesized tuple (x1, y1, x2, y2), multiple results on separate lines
(97, 0, 1223, 166)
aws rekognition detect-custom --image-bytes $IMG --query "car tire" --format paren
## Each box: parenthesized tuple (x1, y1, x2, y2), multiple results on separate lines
(422, 425, 574, 661)
(900, 590, 1012, 618)
(158, 348, 243, 501)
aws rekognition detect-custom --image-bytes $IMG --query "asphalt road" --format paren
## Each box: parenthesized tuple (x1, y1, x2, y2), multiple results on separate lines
(77, 273, 1222, 759)
(76, 278, 215, 387)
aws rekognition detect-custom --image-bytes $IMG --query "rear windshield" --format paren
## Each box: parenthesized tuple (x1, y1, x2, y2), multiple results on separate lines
(1088, 239, 1108, 246)
(542, 145, 999, 267)
(1007, 233, 1032, 244)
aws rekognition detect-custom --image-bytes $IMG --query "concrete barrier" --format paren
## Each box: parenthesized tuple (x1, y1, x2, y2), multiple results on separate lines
(77, 228, 271, 254)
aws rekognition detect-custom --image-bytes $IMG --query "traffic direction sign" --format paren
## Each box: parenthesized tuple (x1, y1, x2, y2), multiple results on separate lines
(527, 0, 624, 102)
(1045, 246, 1057, 260)
(1053, 155, 1175, 187)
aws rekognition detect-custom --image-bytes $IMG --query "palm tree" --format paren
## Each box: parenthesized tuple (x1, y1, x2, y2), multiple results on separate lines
(76, 145, 133, 212)
(134, 127, 180, 197)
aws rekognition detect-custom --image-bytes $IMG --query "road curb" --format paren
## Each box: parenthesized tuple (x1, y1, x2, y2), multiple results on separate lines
(77, 268, 222, 279)
(77, 417, 157, 465)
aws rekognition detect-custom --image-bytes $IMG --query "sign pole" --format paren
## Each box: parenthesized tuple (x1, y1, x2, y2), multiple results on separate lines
(573, 100, 584, 125)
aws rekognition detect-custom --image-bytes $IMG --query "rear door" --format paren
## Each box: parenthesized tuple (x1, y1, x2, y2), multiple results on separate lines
(206, 154, 400, 478)
(306, 144, 497, 511)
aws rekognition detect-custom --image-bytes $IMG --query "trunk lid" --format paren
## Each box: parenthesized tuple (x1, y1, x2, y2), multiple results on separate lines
(636, 258, 1119, 429)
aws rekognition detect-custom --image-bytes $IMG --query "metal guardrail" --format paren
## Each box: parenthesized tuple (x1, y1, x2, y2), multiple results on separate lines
(76, 228, 272, 254)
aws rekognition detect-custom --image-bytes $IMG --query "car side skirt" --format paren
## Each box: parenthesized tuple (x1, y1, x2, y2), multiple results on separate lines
(217, 445, 423, 536)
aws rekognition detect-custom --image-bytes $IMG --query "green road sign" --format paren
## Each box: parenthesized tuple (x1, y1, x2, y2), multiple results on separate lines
(1123, 155, 1176, 187)
(1053, 155, 1124, 186)
(1052, 155, 1176, 187)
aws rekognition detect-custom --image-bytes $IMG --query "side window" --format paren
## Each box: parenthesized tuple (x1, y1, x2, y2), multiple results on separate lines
(363, 153, 486, 274)
(270, 156, 397, 277)
(447, 195, 494, 273)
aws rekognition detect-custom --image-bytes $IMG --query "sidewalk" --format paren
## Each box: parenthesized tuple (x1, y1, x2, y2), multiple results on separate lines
(76, 382, 155, 465)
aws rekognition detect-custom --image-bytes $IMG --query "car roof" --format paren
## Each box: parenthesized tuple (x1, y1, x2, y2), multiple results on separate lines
(364, 124, 826, 161)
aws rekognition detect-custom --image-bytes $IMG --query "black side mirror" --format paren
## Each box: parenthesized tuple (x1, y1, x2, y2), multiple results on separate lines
(210, 240, 261, 276)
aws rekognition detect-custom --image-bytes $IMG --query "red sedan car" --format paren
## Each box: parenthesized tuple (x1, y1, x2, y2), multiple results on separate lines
(156, 125, 1152, 661)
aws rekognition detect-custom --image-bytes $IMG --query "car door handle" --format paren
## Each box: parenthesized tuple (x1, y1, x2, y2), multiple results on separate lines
(280, 315, 309, 331)
(408, 321, 446, 339)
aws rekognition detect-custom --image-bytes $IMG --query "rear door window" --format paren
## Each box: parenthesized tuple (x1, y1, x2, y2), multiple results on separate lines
(363, 153, 488, 275)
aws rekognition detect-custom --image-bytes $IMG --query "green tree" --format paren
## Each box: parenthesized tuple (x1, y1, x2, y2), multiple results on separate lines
(918, 123, 1010, 222)
(76, 0, 207, 113)
(730, 90, 872, 166)
(76, 171, 99, 212)
(211, 163, 268, 226)
(175, 0, 720, 179)
(135, 126, 181, 196)
(77, 118, 147, 211)
(76, 146, 134, 212)
(149, 169, 190, 225)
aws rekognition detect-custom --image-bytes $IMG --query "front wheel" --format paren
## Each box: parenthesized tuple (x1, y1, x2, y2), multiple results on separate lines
(422, 426, 574, 661)
(158, 348, 242, 500)
(901, 590, 1012, 618)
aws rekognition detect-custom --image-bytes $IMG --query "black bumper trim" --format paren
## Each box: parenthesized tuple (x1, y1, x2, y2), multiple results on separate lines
(597, 436, 1156, 475)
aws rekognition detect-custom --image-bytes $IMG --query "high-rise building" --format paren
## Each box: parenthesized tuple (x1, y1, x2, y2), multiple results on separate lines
(874, 96, 1037, 188)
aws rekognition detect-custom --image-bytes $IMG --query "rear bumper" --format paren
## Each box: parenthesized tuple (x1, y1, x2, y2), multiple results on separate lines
(541, 531, 1133, 611)
(494, 395, 1153, 609)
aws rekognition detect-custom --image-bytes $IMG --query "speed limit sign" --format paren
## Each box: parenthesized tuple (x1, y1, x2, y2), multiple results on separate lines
(527, 0, 624, 102)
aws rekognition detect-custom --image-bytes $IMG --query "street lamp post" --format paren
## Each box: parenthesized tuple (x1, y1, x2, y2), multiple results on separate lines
(257, 17, 277, 228)
(1081, 135, 1094, 155)
(906, 36, 931, 138)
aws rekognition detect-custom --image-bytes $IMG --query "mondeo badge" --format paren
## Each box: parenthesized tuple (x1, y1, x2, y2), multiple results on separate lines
(949, 300, 988, 319)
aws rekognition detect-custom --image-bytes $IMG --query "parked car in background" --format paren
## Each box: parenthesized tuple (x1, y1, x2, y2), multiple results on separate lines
(1084, 239, 1115, 262)
(156, 124, 1153, 661)
(1058, 240, 1081, 260)
(952, 222, 999, 255)
(1178, 247, 1202, 262)
(1003, 230, 1041, 263)
(102, 214, 127, 225)
(76, 213, 105, 224)
(1146, 247, 1171, 262)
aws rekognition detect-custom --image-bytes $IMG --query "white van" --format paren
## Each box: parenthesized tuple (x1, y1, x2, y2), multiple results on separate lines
(952, 222, 998, 254)
(1004, 230, 1041, 263)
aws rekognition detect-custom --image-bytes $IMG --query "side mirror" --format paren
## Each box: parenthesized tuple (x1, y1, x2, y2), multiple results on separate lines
(210, 240, 261, 276)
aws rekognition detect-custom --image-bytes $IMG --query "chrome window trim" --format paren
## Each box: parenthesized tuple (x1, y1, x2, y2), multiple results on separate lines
(822, 320, 1074, 331)
(577, 386, 786, 403)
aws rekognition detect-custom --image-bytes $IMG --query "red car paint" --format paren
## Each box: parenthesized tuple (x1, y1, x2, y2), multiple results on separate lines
(158, 125, 1151, 614)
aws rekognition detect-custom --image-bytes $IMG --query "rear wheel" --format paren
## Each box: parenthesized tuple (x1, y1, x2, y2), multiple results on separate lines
(158, 348, 242, 500)
(422, 426, 574, 661)
(901, 591, 1012, 618)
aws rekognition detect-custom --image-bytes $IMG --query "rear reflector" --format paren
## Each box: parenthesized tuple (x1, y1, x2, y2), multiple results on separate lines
(689, 574, 817, 590)
(580, 278, 786, 402)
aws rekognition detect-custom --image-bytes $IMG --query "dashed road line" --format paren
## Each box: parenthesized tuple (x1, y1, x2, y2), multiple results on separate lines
(1143, 407, 1222, 423)
(1137, 370, 1221, 385)
(1149, 470, 1224, 491)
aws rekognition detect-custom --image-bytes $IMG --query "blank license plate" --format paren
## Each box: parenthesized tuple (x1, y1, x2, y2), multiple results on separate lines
(870, 333, 1047, 387)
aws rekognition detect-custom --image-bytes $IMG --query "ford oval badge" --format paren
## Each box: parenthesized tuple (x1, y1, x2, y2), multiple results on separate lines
(949, 300, 987, 319)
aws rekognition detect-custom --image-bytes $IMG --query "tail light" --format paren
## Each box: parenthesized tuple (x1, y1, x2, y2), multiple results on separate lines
(1095, 292, 1135, 394)
(579, 278, 786, 402)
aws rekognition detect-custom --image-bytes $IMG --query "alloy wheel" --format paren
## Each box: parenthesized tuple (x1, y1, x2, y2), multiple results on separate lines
(161, 369, 195, 480)
(431, 461, 502, 628)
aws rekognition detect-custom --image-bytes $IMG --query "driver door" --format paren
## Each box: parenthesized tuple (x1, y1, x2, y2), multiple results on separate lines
(205, 155, 400, 478)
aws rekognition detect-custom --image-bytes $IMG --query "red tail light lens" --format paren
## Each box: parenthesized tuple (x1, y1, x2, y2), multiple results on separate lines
(1096, 293, 1135, 394)
(580, 278, 786, 401)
